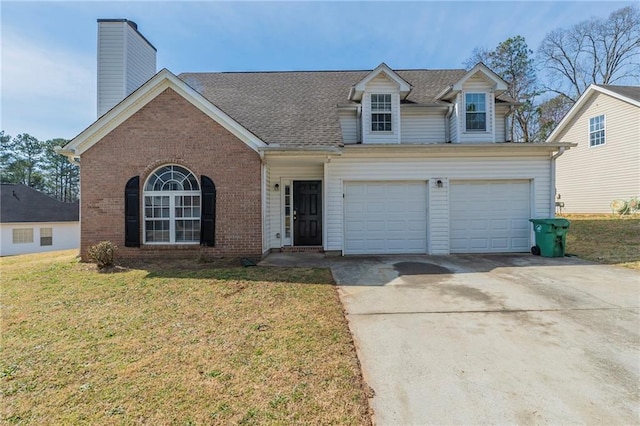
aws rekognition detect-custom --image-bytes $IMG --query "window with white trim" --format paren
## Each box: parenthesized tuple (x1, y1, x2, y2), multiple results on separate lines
(371, 94, 392, 132)
(143, 165, 200, 244)
(40, 228, 53, 246)
(13, 228, 33, 244)
(589, 115, 605, 147)
(465, 93, 486, 131)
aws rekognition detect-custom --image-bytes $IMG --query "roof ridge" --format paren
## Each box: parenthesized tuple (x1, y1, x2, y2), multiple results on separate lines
(179, 68, 467, 76)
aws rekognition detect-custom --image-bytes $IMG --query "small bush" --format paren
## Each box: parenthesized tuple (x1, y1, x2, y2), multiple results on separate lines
(87, 241, 118, 269)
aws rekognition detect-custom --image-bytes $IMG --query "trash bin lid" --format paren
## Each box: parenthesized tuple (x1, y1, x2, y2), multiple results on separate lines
(529, 218, 571, 227)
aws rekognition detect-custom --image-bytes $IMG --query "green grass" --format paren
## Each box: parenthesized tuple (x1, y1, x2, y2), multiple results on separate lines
(561, 214, 640, 269)
(1, 250, 371, 425)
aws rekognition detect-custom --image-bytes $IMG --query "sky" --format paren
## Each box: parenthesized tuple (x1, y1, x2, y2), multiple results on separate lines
(1, 0, 634, 142)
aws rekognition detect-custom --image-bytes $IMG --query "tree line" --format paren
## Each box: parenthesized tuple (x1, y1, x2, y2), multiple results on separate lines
(0, 131, 79, 202)
(464, 5, 639, 143)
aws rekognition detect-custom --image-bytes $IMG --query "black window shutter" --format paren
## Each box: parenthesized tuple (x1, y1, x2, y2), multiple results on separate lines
(200, 175, 216, 247)
(124, 176, 140, 247)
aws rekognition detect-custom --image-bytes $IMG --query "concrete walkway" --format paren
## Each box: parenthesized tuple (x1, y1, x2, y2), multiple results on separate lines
(260, 253, 640, 425)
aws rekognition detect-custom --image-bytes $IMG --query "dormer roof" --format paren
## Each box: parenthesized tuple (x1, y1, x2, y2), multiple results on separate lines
(348, 63, 413, 101)
(436, 62, 509, 101)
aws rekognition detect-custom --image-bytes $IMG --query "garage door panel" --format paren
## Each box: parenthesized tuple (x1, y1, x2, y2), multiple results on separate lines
(345, 182, 427, 255)
(451, 181, 530, 253)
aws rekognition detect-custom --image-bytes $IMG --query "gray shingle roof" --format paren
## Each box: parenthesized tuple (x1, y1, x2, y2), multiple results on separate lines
(179, 69, 469, 147)
(1, 184, 79, 223)
(596, 84, 640, 103)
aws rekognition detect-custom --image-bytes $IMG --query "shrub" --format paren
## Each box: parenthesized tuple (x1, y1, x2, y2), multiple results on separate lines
(87, 241, 118, 269)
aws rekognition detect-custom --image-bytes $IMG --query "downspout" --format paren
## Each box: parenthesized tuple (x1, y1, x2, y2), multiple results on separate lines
(356, 104, 362, 143)
(505, 106, 513, 142)
(550, 147, 565, 217)
(445, 104, 454, 143)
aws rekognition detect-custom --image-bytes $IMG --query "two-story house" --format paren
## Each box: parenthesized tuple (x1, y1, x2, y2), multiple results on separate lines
(548, 84, 640, 213)
(59, 19, 573, 259)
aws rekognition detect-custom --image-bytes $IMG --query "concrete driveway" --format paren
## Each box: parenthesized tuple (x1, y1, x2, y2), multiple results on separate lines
(262, 253, 640, 425)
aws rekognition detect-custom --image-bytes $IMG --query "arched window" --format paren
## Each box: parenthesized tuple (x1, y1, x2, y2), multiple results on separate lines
(143, 165, 200, 243)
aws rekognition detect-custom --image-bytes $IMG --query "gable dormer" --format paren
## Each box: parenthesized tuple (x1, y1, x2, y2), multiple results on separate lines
(349, 63, 412, 144)
(438, 63, 509, 143)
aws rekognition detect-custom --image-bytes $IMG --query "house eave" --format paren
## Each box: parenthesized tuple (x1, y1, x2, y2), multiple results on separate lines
(342, 142, 576, 156)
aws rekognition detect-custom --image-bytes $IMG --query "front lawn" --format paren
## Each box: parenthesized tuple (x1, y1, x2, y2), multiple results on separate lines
(561, 214, 640, 269)
(1, 250, 370, 424)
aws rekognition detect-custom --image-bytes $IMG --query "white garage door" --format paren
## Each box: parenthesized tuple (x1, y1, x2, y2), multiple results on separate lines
(450, 180, 531, 253)
(344, 182, 427, 254)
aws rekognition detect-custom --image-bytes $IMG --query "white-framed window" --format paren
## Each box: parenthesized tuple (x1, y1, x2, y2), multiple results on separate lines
(13, 228, 33, 244)
(465, 93, 487, 131)
(40, 228, 53, 246)
(589, 115, 605, 147)
(143, 165, 200, 244)
(371, 93, 392, 132)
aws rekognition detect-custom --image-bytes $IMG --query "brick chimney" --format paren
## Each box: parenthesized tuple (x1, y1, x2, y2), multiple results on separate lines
(97, 19, 157, 118)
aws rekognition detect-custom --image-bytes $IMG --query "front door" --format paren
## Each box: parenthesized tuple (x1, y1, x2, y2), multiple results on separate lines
(293, 181, 322, 246)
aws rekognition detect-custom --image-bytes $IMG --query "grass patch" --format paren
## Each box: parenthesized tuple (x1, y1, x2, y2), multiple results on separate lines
(560, 214, 640, 269)
(1, 250, 371, 424)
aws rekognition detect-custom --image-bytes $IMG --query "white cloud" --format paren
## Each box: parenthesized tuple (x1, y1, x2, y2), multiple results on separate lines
(1, 29, 95, 140)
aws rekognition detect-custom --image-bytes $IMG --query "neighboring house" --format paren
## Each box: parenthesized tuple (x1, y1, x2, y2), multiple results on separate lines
(548, 84, 640, 213)
(0, 184, 79, 256)
(59, 19, 573, 260)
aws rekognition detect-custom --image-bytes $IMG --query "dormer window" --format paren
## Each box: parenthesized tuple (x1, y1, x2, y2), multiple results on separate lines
(371, 94, 392, 132)
(465, 93, 486, 131)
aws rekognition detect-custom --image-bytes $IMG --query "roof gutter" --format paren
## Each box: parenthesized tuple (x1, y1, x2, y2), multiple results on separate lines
(259, 146, 343, 155)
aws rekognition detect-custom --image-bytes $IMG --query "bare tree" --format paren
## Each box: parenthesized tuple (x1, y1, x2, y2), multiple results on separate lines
(537, 5, 640, 102)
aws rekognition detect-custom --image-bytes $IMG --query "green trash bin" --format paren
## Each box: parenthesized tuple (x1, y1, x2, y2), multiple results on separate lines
(529, 218, 570, 257)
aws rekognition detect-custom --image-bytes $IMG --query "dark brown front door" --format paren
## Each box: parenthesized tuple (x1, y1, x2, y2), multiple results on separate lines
(293, 181, 322, 246)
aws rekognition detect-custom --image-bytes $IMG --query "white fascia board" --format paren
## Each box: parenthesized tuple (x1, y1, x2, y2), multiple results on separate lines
(62, 69, 266, 156)
(547, 84, 640, 142)
(349, 62, 412, 101)
(342, 142, 575, 157)
(260, 146, 342, 155)
(452, 62, 508, 92)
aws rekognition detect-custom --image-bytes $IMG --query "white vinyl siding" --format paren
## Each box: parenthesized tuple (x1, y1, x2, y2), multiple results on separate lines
(326, 155, 550, 254)
(344, 182, 427, 254)
(97, 22, 125, 117)
(450, 181, 531, 253)
(97, 21, 156, 117)
(495, 105, 508, 142)
(339, 110, 358, 144)
(263, 163, 271, 253)
(400, 108, 446, 143)
(555, 91, 640, 213)
(125, 24, 157, 95)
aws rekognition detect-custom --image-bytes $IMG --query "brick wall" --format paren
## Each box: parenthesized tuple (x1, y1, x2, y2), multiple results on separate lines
(80, 88, 263, 260)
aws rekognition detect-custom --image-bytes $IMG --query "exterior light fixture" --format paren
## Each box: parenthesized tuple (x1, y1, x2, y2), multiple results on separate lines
(274, 183, 280, 191)
(436, 180, 443, 188)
